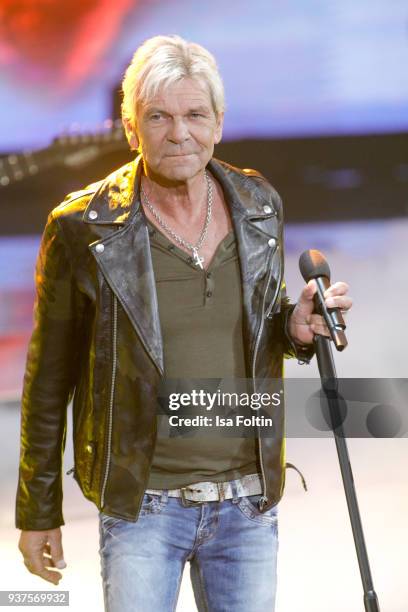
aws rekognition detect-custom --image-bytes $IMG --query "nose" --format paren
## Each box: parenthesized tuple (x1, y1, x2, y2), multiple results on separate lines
(167, 117, 190, 144)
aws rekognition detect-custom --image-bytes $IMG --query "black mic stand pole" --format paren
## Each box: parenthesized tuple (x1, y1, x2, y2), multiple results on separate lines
(314, 334, 380, 612)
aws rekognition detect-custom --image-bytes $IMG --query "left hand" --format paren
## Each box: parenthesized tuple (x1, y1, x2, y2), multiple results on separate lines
(288, 280, 352, 346)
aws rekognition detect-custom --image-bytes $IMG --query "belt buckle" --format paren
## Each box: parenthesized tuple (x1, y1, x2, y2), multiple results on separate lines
(180, 486, 205, 507)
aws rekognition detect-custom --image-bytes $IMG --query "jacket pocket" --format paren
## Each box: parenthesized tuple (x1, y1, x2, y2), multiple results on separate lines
(68, 440, 98, 492)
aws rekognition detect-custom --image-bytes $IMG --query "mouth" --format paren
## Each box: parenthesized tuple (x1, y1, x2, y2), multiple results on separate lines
(165, 153, 196, 157)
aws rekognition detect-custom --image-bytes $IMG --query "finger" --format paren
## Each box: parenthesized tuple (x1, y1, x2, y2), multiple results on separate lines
(309, 307, 349, 329)
(323, 281, 349, 297)
(297, 279, 317, 306)
(43, 553, 56, 567)
(41, 543, 58, 568)
(310, 323, 331, 337)
(48, 531, 66, 570)
(308, 314, 324, 326)
(307, 314, 330, 335)
(325, 295, 353, 310)
(23, 557, 62, 585)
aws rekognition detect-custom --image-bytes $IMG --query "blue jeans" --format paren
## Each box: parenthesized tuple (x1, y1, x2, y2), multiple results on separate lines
(98, 484, 279, 612)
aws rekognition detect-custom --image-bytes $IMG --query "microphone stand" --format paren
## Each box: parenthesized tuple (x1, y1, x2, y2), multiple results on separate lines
(314, 333, 380, 612)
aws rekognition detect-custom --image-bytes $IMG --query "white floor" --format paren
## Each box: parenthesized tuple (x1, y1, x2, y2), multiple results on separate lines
(1, 218, 407, 611)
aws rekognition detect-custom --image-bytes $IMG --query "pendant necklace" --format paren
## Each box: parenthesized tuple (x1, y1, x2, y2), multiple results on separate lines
(140, 171, 213, 270)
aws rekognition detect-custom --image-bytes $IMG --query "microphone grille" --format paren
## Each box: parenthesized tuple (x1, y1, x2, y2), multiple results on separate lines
(299, 249, 331, 282)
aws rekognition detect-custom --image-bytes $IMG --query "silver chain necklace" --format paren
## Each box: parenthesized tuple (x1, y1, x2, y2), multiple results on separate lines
(140, 171, 213, 269)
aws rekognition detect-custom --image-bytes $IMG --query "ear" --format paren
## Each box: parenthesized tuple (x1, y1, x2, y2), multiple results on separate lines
(214, 112, 224, 145)
(122, 118, 139, 151)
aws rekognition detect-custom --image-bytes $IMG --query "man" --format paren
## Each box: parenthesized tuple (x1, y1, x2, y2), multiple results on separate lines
(16, 35, 351, 611)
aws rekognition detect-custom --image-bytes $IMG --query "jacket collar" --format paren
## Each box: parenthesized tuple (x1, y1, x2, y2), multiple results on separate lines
(82, 155, 142, 225)
(82, 154, 278, 225)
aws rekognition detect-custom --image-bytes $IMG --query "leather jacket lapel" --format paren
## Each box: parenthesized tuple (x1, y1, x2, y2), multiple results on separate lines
(208, 159, 281, 370)
(84, 156, 164, 375)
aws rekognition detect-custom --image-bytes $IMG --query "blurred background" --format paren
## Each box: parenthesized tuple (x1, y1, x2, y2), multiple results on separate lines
(0, 1, 407, 610)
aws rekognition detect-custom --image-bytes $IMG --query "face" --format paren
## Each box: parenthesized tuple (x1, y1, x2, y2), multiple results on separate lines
(125, 77, 223, 184)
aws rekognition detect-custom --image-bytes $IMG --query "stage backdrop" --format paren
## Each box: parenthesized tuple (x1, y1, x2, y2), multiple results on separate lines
(1, 0, 408, 151)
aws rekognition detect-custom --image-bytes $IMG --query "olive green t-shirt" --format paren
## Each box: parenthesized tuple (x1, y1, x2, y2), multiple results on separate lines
(146, 220, 260, 489)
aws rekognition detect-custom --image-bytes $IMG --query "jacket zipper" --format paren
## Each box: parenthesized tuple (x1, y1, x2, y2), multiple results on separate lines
(252, 243, 282, 511)
(100, 293, 118, 509)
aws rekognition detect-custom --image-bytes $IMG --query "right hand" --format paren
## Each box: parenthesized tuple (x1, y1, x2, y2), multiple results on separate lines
(18, 528, 66, 585)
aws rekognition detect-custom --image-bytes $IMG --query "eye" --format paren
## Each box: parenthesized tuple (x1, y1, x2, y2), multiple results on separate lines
(149, 112, 163, 121)
(190, 112, 204, 119)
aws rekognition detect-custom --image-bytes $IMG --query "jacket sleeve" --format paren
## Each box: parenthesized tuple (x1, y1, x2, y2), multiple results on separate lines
(15, 210, 85, 530)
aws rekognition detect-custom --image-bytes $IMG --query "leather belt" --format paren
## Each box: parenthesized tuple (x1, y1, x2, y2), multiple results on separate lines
(145, 472, 263, 505)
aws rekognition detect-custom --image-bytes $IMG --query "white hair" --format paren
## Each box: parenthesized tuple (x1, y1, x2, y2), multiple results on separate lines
(121, 34, 225, 141)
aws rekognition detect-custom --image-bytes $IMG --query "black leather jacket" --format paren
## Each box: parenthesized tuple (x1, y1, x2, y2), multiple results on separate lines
(15, 155, 313, 530)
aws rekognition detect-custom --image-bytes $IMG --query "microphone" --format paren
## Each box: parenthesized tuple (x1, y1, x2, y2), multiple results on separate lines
(299, 249, 348, 351)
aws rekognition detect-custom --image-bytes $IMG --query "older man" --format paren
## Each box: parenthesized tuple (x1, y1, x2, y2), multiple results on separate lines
(17, 35, 351, 611)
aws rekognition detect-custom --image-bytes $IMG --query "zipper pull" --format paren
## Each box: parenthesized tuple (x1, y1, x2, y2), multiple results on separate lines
(258, 495, 269, 511)
(66, 466, 75, 476)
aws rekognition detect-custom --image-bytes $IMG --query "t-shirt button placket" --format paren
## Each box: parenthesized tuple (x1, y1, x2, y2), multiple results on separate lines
(205, 271, 214, 302)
